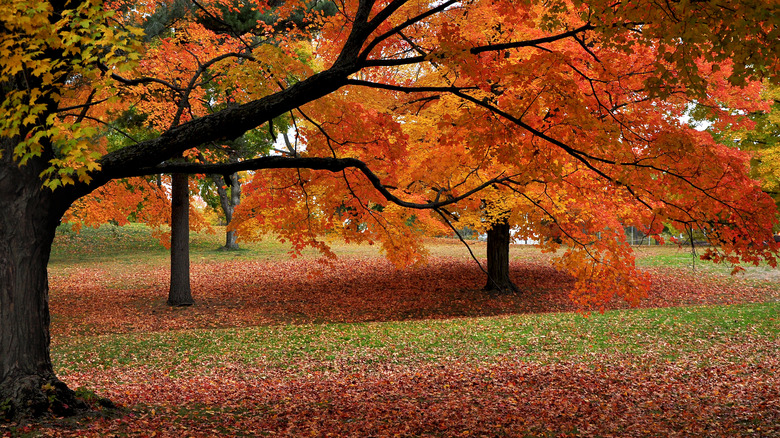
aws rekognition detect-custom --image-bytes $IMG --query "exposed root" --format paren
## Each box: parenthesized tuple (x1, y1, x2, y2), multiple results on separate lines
(483, 279, 520, 295)
(0, 375, 115, 423)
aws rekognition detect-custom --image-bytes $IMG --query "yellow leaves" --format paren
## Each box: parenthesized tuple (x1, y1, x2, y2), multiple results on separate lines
(1, 0, 142, 187)
(243, 42, 316, 96)
(36, 124, 104, 189)
(0, 1, 52, 42)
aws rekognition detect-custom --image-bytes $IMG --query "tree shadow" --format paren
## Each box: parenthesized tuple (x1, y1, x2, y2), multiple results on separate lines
(48, 257, 778, 337)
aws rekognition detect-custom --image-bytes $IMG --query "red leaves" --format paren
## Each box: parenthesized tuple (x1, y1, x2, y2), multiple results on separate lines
(21, 353, 780, 437)
(47, 250, 778, 337)
(33, 242, 780, 437)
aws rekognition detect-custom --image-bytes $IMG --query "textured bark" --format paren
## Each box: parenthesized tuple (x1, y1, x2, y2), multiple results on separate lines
(225, 225, 239, 250)
(0, 139, 86, 420)
(483, 220, 518, 294)
(213, 173, 241, 250)
(226, 172, 241, 250)
(168, 173, 193, 306)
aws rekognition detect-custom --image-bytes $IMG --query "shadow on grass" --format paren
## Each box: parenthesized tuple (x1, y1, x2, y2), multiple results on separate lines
(48, 257, 778, 337)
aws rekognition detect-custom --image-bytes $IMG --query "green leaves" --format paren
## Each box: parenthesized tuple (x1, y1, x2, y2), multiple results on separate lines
(0, 0, 141, 187)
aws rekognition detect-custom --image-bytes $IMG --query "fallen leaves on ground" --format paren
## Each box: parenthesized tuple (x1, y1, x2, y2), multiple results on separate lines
(20, 346, 780, 437)
(48, 258, 779, 337)
(8, 256, 773, 437)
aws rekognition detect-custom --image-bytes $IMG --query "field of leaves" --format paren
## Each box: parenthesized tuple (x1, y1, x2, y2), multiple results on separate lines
(4, 225, 780, 437)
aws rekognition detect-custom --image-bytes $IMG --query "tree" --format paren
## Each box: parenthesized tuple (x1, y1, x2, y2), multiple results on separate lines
(134, 0, 322, 302)
(208, 172, 243, 249)
(230, 1, 780, 300)
(62, 174, 210, 307)
(483, 218, 517, 294)
(691, 82, 780, 206)
(199, 127, 282, 250)
(2, 0, 780, 420)
(168, 172, 194, 306)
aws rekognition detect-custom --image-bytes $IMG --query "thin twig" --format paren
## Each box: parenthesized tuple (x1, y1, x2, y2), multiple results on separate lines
(434, 207, 493, 284)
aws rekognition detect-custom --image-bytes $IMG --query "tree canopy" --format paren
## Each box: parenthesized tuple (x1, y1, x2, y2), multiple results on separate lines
(1, 0, 780, 419)
(5, 0, 780, 300)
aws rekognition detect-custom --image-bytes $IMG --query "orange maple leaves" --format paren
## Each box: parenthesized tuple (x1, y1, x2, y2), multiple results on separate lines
(42, 0, 780, 308)
(64, 177, 213, 248)
(230, 0, 779, 307)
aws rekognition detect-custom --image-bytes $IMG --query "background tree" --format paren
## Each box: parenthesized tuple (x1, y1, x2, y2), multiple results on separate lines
(690, 82, 780, 207)
(483, 217, 516, 293)
(198, 123, 285, 250)
(2, 0, 779, 421)
(204, 172, 244, 249)
(138, 0, 328, 301)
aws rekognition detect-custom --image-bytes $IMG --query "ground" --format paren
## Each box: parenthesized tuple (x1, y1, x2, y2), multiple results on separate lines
(2, 225, 778, 437)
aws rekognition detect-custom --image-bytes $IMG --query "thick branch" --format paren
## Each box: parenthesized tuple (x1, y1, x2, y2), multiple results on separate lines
(360, 55, 428, 68)
(127, 155, 512, 210)
(470, 24, 595, 54)
(345, 79, 475, 93)
(84, 65, 356, 196)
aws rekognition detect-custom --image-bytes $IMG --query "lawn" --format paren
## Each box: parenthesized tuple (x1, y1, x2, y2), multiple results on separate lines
(3, 224, 779, 437)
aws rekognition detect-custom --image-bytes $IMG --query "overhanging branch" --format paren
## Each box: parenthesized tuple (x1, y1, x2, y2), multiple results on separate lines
(130, 155, 513, 210)
(345, 79, 476, 93)
(470, 23, 595, 54)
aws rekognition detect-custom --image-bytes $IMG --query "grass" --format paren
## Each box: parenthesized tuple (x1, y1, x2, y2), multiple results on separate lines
(51, 223, 479, 265)
(633, 245, 706, 268)
(52, 301, 779, 377)
(51, 223, 296, 264)
(633, 243, 778, 270)
(51, 223, 778, 289)
(16, 223, 778, 436)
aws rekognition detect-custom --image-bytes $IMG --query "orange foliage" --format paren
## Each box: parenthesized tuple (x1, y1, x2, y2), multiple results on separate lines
(63, 177, 212, 248)
(4, 0, 779, 308)
(230, 0, 779, 307)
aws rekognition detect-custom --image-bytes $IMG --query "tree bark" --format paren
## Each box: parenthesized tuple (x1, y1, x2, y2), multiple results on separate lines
(168, 173, 193, 306)
(0, 142, 86, 420)
(213, 173, 241, 250)
(226, 172, 241, 250)
(483, 219, 518, 294)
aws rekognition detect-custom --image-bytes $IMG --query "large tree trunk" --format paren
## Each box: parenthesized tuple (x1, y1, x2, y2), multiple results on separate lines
(0, 144, 86, 420)
(168, 173, 193, 306)
(483, 219, 518, 294)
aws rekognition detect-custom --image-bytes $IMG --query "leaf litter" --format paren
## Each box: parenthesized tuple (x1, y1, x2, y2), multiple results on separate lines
(8, 256, 778, 436)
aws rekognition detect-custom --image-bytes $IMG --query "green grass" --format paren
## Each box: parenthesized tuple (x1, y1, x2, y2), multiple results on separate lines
(633, 245, 780, 290)
(51, 223, 325, 265)
(634, 246, 704, 268)
(55, 222, 774, 268)
(51, 222, 436, 265)
(633, 244, 777, 270)
(49, 223, 779, 377)
(52, 301, 780, 377)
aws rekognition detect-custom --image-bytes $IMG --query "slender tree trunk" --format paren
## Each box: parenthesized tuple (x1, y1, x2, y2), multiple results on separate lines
(168, 173, 193, 306)
(0, 142, 86, 420)
(483, 219, 518, 294)
(224, 172, 242, 249)
(213, 173, 241, 250)
(224, 225, 239, 250)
